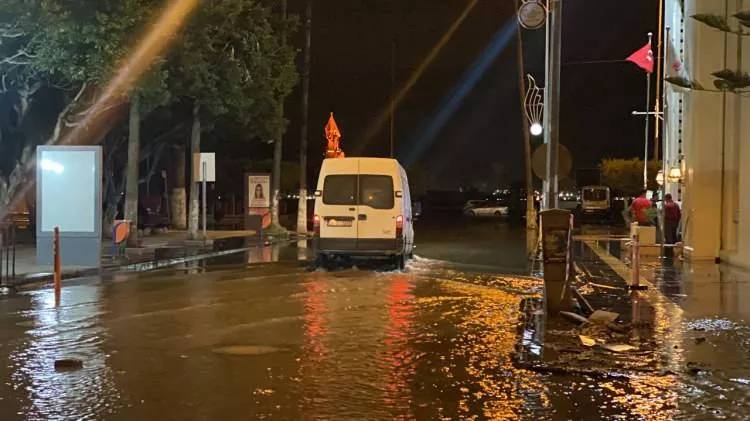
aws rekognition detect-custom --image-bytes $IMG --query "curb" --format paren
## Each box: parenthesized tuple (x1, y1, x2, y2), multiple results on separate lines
(5, 236, 294, 290)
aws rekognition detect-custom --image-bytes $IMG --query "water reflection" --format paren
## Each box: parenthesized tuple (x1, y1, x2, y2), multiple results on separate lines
(8, 284, 119, 419)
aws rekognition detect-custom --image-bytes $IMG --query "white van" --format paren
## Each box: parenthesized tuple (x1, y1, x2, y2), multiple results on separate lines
(313, 157, 414, 268)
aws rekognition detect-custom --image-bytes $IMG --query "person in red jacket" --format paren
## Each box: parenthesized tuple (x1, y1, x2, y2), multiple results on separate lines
(629, 190, 653, 226)
(664, 193, 682, 245)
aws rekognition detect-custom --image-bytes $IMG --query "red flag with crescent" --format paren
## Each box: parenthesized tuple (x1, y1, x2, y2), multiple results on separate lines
(626, 41, 654, 74)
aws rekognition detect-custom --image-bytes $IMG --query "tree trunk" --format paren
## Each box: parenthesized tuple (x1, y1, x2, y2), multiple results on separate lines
(170, 144, 187, 230)
(124, 95, 141, 247)
(297, 0, 312, 235)
(188, 102, 201, 240)
(514, 1, 537, 231)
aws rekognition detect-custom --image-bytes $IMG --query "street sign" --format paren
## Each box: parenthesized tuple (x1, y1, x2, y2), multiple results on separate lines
(192, 153, 216, 182)
(532, 143, 572, 181)
(518, 0, 547, 30)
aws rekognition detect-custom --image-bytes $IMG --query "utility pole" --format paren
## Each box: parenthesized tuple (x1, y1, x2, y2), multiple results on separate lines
(514, 0, 537, 230)
(297, 0, 312, 235)
(270, 0, 287, 232)
(390, 39, 396, 158)
(544, 0, 562, 209)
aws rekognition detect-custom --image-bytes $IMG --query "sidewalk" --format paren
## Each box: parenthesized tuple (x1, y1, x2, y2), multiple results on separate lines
(4, 229, 265, 286)
(517, 238, 750, 416)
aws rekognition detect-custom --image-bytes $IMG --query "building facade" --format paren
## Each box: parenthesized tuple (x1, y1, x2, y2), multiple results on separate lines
(665, 0, 750, 267)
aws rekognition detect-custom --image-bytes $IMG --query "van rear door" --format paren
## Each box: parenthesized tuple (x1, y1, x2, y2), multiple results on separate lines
(319, 161, 359, 244)
(357, 160, 397, 250)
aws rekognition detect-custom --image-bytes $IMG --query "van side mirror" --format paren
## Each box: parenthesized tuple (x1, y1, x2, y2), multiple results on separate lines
(314, 190, 322, 197)
(395, 191, 403, 198)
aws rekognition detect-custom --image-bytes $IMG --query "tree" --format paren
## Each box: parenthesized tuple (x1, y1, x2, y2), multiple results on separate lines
(165, 0, 297, 239)
(0, 0, 169, 221)
(601, 158, 660, 197)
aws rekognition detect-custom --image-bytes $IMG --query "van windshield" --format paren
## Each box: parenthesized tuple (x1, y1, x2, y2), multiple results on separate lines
(322, 174, 394, 209)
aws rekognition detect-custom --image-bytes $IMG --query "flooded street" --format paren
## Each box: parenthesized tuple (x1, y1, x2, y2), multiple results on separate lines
(1, 218, 749, 419)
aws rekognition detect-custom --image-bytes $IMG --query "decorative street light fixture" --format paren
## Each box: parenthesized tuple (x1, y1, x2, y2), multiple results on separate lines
(656, 170, 665, 186)
(517, 0, 547, 30)
(524, 74, 544, 137)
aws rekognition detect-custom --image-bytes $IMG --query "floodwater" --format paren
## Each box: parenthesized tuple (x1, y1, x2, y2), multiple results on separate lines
(0, 217, 748, 419)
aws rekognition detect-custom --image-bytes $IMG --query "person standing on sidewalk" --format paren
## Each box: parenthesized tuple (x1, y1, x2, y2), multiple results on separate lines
(629, 190, 653, 226)
(664, 193, 681, 246)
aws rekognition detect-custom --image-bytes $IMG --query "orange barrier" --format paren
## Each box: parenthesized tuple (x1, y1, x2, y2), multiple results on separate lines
(53, 227, 61, 304)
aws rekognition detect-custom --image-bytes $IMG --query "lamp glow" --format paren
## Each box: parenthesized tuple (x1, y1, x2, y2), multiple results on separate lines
(667, 166, 682, 183)
(530, 122, 543, 136)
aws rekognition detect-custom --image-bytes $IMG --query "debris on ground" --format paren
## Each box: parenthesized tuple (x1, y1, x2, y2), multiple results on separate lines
(54, 359, 83, 371)
(579, 335, 596, 347)
(588, 310, 619, 324)
(571, 287, 595, 315)
(560, 311, 590, 325)
(601, 343, 636, 353)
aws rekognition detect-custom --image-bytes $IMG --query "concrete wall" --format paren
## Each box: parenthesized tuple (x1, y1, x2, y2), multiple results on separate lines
(670, 0, 750, 265)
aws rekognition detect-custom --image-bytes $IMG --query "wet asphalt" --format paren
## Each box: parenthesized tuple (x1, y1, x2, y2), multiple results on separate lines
(0, 215, 749, 420)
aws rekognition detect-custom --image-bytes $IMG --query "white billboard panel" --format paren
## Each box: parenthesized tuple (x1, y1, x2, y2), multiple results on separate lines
(40, 149, 97, 233)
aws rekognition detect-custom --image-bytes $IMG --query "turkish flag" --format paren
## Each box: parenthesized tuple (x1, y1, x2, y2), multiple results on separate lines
(626, 42, 654, 74)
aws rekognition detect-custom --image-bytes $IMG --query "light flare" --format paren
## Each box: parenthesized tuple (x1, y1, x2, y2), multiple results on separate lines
(1, 0, 199, 222)
(353, 0, 479, 155)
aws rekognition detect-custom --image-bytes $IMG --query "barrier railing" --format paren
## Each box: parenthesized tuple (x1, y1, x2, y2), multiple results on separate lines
(0, 221, 17, 286)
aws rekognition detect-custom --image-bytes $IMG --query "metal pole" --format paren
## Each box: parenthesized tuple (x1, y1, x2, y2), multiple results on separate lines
(631, 223, 640, 288)
(390, 39, 396, 158)
(660, 27, 670, 259)
(643, 33, 653, 191)
(545, 0, 562, 209)
(202, 161, 207, 240)
(54, 226, 61, 304)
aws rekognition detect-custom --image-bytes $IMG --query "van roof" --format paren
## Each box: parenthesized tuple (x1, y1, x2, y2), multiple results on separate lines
(321, 157, 404, 171)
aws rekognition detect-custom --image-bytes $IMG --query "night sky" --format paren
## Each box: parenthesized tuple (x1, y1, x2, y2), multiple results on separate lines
(280, 0, 658, 190)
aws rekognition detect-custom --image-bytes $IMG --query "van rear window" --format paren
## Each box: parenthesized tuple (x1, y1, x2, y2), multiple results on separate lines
(323, 175, 357, 205)
(359, 175, 394, 209)
(322, 174, 395, 209)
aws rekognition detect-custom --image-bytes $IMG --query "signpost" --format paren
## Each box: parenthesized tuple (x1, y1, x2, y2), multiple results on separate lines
(193, 153, 215, 240)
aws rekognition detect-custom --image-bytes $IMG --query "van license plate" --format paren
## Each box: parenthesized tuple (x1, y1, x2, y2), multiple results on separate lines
(328, 219, 352, 227)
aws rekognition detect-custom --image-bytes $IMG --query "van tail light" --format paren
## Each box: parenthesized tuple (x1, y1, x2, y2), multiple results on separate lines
(396, 215, 404, 238)
(313, 215, 321, 235)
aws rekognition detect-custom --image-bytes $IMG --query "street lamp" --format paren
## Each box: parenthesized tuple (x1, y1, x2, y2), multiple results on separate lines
(667, 166, 682, 183)
(524, 74, 544, 136)
(656, 170, 664, 186)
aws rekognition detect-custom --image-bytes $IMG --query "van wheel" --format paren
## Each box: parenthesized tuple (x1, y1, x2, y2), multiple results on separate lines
(494, 211, 502, 217)
(316, 254, 330, 270)
(393, 254, 405, 271)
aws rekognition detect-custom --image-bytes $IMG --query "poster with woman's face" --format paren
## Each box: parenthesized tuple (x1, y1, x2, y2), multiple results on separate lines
(248, 175, 271, 208)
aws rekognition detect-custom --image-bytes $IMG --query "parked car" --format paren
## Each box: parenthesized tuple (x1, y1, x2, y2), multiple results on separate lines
(464, 201, 509, 218)
(313, 157, 414, 269)
(463, 200, 487, 213)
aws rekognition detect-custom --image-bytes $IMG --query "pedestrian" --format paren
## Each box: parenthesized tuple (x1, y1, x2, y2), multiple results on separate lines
(629, 190, 653, 226)
(664, 194, 681, 255)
